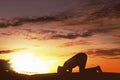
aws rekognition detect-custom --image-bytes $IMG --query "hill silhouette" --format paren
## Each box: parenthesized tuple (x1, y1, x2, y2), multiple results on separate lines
(0, 71, 120, 80)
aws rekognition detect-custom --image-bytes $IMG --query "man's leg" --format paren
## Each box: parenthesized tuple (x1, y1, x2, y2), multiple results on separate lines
(96, 66, 102, 72)
(84, 66, 102, 73)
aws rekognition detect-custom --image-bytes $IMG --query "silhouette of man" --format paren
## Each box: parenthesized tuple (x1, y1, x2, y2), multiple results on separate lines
(58, 52, 87, 73)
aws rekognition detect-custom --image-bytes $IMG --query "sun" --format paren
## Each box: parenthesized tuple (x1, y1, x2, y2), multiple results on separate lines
(10, 51, 51, 75)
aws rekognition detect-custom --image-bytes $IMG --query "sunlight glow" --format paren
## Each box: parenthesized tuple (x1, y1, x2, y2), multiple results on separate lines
(10, 51, 54, 75)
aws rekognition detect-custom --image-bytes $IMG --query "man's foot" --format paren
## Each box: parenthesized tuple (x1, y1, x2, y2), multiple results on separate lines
(96, 66, 102, 72)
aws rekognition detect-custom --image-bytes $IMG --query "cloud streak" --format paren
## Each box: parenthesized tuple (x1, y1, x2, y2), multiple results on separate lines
(0, 16, 58, 28)
(0, 50, 14, 54)
(60, 40, 92, 47)
(57, 0, 120, 25)
(51, 26, 119, 39)
(21, 25, 120, 41)
(86, 48, 120, 58)
(0, 0, 119, 42)
(0, 48, 27, 54)
(0, 0, 119, 29)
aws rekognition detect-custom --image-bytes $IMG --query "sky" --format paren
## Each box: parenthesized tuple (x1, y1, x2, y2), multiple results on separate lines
(0, 0, 78, 17)
(0, 0, 120, 74)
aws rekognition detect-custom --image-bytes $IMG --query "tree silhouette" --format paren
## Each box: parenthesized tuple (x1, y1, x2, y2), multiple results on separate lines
(0, 60, 10, 79)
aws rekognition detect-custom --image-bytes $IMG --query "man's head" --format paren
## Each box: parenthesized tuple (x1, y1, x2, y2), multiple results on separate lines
(57, 66, 66, 74)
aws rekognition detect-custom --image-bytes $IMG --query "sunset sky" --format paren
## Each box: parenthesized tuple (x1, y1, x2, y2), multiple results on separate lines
(0, 0, 120, 74)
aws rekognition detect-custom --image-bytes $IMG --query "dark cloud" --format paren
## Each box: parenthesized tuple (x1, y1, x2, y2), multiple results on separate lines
(56, 0, 120, 25)
(22, 28, 57, 40)
(86, 48, 120, 58)
(89, 1, 120, 19)
(23, 28, 57, 34)
(1, 20, 118, 41)
(0, 0, 119, 28)
(86, 1, 120, 21)
(51, 26, 119, 39)
(0, 50, 14, 54)
(25, 32, 84, 40)
(0, 32, 12, 36)
(0, 0, 119, 41)
(52, 33, 80, 39)
(0, 16, 57, 28)
(51, 31, 94, 39)
(82, 27, 119, 36)
(0, 0, 119, 29)
(22, 26, 120, 40)
(0, 48, 26, 54)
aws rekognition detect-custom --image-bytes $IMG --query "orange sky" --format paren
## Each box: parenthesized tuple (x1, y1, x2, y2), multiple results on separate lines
(0, 20, 120, 74)
(0, 0, 120, 74)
